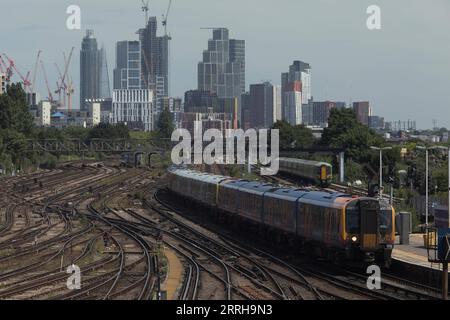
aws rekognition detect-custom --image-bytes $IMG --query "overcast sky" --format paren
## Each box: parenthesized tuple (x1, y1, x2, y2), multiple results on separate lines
(2, 0, 449, 129)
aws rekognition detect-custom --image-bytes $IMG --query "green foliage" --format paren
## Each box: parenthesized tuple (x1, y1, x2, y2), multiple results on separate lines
(156, 107, 174, 139)
(272, 120, 315, 149)
(321, 108, 383, 163)
(0, 83, 34, 135)
(88, 123, 130, 140)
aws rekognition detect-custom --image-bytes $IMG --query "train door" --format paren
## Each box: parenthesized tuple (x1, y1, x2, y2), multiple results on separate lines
(359, 200, 380, 249)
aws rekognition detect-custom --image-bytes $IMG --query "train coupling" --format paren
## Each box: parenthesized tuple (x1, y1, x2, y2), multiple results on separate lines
(364, 252, 376, 263)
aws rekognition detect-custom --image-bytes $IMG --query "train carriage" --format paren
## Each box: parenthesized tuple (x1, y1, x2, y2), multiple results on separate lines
(262, 188, 308, 234)
(217, 180, 250, 214)
(167, 167, 395, 265)
(278, 158, 332, 186)
(236, 182, 275, 223)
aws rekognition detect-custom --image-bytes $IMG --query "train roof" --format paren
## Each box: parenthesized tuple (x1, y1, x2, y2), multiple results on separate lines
(278, 157, 332, 167)
(170, 168, 230, 184)
(299, 191, 355, 208)
(238, 181, 278, 195)
(221, 179, 251, 189)
(265, 188, 311, 202)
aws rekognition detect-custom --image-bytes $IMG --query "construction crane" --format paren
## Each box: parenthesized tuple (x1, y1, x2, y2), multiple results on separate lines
(40, 60, 54, 103)
(162, 0, 172, 37)
(55, 63, 67, 108)
(31, 50, 42, 94)
(0, 55, 13, 83)
(141, 0, 149, 24)
(2, 53, 31, 92)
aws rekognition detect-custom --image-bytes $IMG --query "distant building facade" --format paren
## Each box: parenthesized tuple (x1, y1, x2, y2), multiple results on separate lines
(281, 61, 312, 125)
(353, 101, 372, 126)
(282, 81, 303, 126)
(80, 30, 110, 110)
(198, 28, 245, 122)
(112, 89, 154, 131)
(113, 41, 142, 90)
(313, 101, 336, 127)
(241, 82, 275, 129)
(184, 90, 218, 113)
(369, 115, 385, 130)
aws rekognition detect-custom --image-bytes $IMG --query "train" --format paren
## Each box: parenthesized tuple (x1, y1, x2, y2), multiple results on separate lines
(167, 167, 395, 266)
(278, 158, 333, 186)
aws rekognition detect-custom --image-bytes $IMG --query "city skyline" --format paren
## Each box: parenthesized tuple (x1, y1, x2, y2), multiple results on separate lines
(2, 0, 450, 128)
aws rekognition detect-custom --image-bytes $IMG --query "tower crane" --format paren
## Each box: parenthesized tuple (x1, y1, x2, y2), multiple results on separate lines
(40, 60, 54, 103)
(141, 0, 149, 24)
(2, 53, 31, 92)
(0, 55, 13, 83)
(31, 50, 42, 94)
(162, 0, 172, 37)
(55, 63, 67, 108)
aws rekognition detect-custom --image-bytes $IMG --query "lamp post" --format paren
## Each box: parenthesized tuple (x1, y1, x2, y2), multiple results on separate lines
(416, 146, 429, 226)
(435, 146, 450, 229)
(370, 146, 392, 199)
(416, 145, 445, 227)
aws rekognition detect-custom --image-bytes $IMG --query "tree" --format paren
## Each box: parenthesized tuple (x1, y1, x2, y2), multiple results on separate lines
(88, 123, 130, 140)
(0, 83, 34, 135)
(156, 107, 174, 139)
(321, 108, 383, 163)
(272, 120, 314, 149)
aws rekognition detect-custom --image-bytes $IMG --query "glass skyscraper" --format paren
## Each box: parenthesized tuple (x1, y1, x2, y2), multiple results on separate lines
(198, 28, 245, 121)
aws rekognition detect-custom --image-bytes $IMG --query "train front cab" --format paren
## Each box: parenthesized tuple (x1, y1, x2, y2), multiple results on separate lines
(343, 198, 395, 265)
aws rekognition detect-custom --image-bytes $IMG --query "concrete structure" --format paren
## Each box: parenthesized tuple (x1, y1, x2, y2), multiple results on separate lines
(138, 16, 170, 98)
(33, 101, 51, 127)
(180, 112, 233, 138)
(369, 115, 385, 130)
(273, 85, 282, 123)
(80, 30, 110, 110)
(112, 89, 155, 131)
(281, 61, 312, 124)
(242, 82, 275, 129)
(113, 41, 142, 90)
(198, 28, 245, 121)
(353, 101, 372, 126)
(283, 81, 303, 126)
(184, 90, 218, 113)
(0, 73, 6, 95)
(313, 101, 336, 127)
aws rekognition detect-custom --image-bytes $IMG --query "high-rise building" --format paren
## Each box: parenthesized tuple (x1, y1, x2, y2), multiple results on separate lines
(138, 16, 170, 112)
(184, 90, 218, 113)
(0, 73, 5, 95)
(198, 28, 245, 121)
(283, 81, 303, 126)
(368, 115, 385, 130)
(313, 101, 336, 127)
(353, 101, 372, 126)
(281, 61, 312, 125)
(273, 85, 282, 123)
(80, 30, 105, 110)
(113, 41, 142, 90)
(242, 82, 274, 129)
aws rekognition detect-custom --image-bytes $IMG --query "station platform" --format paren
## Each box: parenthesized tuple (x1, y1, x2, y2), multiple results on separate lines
(392, 233, 448, 274)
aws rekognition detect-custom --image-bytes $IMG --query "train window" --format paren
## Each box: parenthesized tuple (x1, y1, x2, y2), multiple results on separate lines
(379, 208, 393, 235)
(346, 204, 360, 233)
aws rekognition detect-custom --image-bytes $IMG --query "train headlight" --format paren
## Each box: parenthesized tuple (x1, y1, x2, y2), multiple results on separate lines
(351, 236, 358, 242)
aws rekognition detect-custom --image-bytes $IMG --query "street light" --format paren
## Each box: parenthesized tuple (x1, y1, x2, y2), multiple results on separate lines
(434, 146, 450, 229)
(416, 145, 445, 227)
(370, 146, 393, 199)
